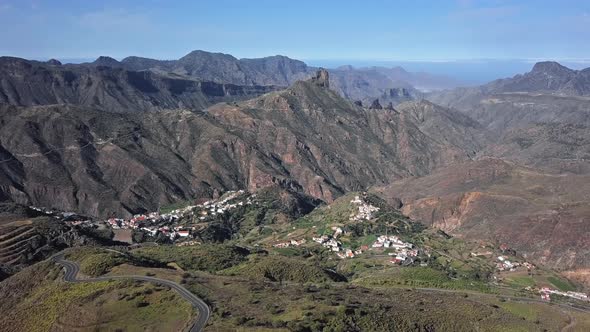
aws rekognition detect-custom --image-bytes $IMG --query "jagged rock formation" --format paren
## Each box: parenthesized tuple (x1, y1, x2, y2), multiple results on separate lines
(369, 99, 382, 109)
(310, 68, 330, 88)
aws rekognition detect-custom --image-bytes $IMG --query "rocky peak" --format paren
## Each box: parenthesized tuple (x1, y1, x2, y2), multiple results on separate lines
(310, 68, 330, 88)
(530, 61, 574, 77)
(386, 87, 412, 98)
(93, 56, 121, 67)
(385, 102, 396, 111)
(369, 99, 382, 110)
(46, 59, 62, 66)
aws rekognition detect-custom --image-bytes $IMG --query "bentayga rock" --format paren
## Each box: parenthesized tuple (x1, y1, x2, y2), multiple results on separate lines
(369, 99, 382, 109)
(311, 68, 330, 88)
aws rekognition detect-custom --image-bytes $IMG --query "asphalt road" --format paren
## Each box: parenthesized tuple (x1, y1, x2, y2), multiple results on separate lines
(52, 254, 210, 332)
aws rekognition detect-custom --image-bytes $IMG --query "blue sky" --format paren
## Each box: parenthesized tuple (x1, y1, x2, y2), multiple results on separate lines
(1, 0, 589, 82)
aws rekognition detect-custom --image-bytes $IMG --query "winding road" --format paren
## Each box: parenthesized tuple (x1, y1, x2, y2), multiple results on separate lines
(52, 254, 210, 332)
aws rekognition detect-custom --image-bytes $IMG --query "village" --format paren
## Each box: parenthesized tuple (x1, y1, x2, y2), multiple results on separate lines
(100, 190, 254, 242)
(349, 195, 380, 222)
(31, 191, 590, 305)
(538, 287, 589, 302)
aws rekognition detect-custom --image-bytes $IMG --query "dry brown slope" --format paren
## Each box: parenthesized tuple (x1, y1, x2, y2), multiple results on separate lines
(374, 158, 590, 271)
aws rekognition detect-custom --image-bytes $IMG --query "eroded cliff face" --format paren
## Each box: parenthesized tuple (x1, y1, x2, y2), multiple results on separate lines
(401, 192, 488, 232)
(375, 159, 590, 270)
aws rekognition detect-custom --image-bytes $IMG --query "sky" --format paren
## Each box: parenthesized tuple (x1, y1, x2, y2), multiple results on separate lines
(1, 0, 589, 82)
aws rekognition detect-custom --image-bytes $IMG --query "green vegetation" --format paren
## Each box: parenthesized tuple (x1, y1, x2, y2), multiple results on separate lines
(65, 248, 130, 276)
(221, 256, 343, 283)
(355, 267, 492, 292)
(499, 302, 538, 321)
(0, 261, 193, 332)
(65, 247, 164, 277)
(505, 275, 536, 288)
(79, 252, 128, 276)
(548, 276, 576, 292)
(132, 244, 250, 272)
(2, 190, 586, 332)
(181, 269, 556, 332)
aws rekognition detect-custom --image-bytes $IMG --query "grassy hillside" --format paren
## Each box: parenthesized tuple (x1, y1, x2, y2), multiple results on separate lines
(220, 255, 344, 283)
(0, 260, 194, 332)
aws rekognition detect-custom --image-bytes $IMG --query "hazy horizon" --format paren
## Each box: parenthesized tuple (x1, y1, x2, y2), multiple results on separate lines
(20, 53, 590, 86)
(2, 0, 589, 84)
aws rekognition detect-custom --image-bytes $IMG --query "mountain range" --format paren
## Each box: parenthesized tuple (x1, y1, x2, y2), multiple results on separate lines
(71, 50, 460, 101)
(1, 51, 590, 278)
(0, 68, 478, 218)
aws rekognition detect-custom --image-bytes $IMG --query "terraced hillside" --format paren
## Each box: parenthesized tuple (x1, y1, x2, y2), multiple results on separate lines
(0, 203, 119, 280)
(0, 221, 38, 266)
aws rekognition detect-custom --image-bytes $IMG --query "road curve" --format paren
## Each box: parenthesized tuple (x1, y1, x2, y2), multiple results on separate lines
(52, 254, 210, 332)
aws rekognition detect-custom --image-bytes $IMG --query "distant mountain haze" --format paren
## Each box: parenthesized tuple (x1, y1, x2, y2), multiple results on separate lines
(54, 50, 464, 101)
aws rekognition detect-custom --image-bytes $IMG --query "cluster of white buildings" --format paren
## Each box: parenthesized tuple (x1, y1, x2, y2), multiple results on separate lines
(312, 234, 367, 259)
(495, 256, 534, 272)
(539, 287, 589, 302)
(176, 240, 201, 247)
(101, 190, 256, 242)
(106, 212, 178, 231)
(372, 235, 413, 249)
(350, 195, 380, 221)
(313, 235, 343, 252)
(389, 247, 419, 264)
(196, 190, 253, 221)
(273, 239, 306, 248)
(336, 249, 356, 259)
(312, 227, 346, 252)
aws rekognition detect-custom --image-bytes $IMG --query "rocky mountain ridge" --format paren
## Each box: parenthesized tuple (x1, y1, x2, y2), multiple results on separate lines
(0, 56, 277, 113)
(74, 50, 459, 102)
(0, 69, 480, 218)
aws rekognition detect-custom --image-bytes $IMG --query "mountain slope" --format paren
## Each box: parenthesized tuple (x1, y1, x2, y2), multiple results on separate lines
(120, 51, 312, 87)
(117, 50, 459, 101)
(208, 70, 480, 198)
(0, 57, 276, 112)
(0, 70, 481, 217)
(428, 61, 590, 112)
(374, 158, 590, 271)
